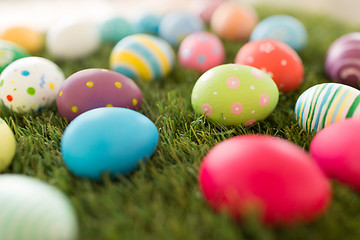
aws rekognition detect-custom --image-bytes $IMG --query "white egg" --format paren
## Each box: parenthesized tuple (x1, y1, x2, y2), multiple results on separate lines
(0, 175, 78, 240)
(0, 56, 65, 112)
(46, 17, 101, 59)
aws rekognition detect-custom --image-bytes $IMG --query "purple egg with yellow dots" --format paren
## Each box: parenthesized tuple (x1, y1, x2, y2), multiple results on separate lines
(56, 68, 142, 122)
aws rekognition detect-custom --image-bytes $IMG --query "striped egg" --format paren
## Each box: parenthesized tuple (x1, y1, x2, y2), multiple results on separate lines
(294, 83, 360, 133)
(110, 34, 175, 82)
(0, 175, 78, 240)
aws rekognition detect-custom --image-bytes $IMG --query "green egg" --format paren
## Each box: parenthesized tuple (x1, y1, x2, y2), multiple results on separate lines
(0, 40, 30, 73)
(191, 64, 279, 126)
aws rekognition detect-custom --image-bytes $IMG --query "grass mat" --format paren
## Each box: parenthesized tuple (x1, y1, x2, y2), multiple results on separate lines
(2, 5, 360, 240)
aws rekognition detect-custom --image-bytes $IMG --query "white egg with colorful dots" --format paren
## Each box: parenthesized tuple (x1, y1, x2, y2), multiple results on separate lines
(0, 57, 65, 112)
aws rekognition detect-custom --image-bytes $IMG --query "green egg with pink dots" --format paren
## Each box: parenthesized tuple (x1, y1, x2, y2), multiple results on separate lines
(191, 64, 279, 126)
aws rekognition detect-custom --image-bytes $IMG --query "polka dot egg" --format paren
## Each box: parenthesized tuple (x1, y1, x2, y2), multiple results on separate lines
(57, 68, 142, 122)
(191, 64, 279, 126)
(110, 34, 175, 82)
(235, 39, 304, 92)
(250, 15, 308, 51)
(178, 31, 225, 73)
(0, 57, 65, 112)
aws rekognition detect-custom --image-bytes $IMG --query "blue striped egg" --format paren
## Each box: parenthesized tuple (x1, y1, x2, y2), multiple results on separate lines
(295, 83, 360, 133)
(109, 34, 175, 82)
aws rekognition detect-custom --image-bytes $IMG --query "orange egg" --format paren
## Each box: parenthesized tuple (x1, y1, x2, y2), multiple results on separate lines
(210, 2, 258, 41)
(0, 26, 44, 53)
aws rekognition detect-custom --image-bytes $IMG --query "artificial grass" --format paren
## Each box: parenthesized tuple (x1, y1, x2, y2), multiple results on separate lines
(2, 5, 360, 240)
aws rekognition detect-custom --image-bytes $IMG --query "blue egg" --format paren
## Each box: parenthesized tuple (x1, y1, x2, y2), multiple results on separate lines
(158, 11, 205, 47)
(99, 17, 134, 44)
(61, 107, 159, 180)
(250, 15, 308, 51)
(134, 13, 162, 35)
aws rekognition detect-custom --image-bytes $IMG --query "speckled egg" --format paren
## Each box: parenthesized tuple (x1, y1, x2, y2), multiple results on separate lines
(311, 118, 360, 191)
(0, 175, 78, 240)
(188, 0, 226, 24)
(0, 40, 29, 74)
(110, 34, 175, 82)
(133, 13, 162, 35)
(0, 118, 16, 172)
(191, 64, 279, 126)
(294, 83, 360, 133)
(0, 26, 44, 54)
(199, 135, 331, 225)
(210, 2, 258, 41)
(178, 31, 225, 73)
(158, 11, 205, 47)
(325, 32, 360, 87)
(235, 39, 304, 92)
(57, 68, 142, 122)
(0, 57, 65, 112)
(250, 15, 308, 51)
(61, 107, 159, 180)
(46, 17, 100, 59)
(99, 16, 134, 44)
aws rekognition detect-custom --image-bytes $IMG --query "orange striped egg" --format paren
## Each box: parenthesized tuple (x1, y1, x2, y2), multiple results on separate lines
(295, 83, 360, 133)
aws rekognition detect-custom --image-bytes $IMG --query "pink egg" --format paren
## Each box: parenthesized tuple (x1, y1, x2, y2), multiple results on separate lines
(235, 39, 304, 92)
(178, 31, 225, 73)
(310, 118, 360, 191)
(210, 2, 258, 41)
(199, 135, 331, 225)
(188, 0, 226, 24)
(56, 68, 142, 122)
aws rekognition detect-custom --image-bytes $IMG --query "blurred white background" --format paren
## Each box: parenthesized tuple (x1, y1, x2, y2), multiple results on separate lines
(0, 0, 359, 32)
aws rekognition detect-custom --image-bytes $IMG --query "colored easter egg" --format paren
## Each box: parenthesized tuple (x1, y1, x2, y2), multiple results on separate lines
(0, 174, 78, 240)
(191, 64, 279, 126)
(250, 15, 308, 51)
(61, 107, 159, 180)
(133, 13, 162, 35)
(46, 17, 100, 59)
(199, 135, 331, 225)
(0, 118, 16, 172)
(99, 16, 134, 44)
(188, 0, 226, 24)
(158, 11, 205, 47)
(110, 34, 175, 82)
(311, 118, 360, 191)
(325, 32, 360, 87)
(210, 2, 258, 41)
(0, 26, 43, 54)
(57, 68, 142, 122)
(235, 39, 304, 92)
(0, 40, 29, 74)
(294, 83, 360, 133)
(0, 57, 65, 112)
(178, 31, 225, 73)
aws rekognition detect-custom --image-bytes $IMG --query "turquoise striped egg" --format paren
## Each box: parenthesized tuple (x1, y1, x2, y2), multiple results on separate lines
(110, 33, 175, 82)
(0, 175, 78, 240)
(295, 83, 360, 133)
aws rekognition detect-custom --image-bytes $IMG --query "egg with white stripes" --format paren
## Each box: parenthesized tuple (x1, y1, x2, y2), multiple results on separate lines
(295, 83, 360, 133)
(0, 175, 78, 240)
(110, 34, 175, 82)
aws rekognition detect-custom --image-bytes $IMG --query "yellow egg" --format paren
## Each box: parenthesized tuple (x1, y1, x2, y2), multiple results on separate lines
(0, 118, 16, 172)
(0, 26, 44, 53)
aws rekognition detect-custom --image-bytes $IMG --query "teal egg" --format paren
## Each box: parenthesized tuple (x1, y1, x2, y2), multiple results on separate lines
(0, 40, 29, 73)
(99, 16, 134, 44)
(61, 107, 159, 180)
(294, 83, 360, 133)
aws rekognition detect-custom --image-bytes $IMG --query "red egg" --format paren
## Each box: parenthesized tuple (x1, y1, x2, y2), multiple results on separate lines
(199, 135, 331, 225)
(56, 69, 142, 122)
(310, 118, 360, 191)
(235, 39, 304, 92)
